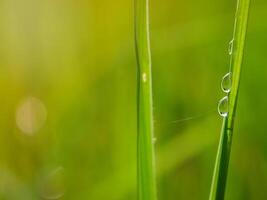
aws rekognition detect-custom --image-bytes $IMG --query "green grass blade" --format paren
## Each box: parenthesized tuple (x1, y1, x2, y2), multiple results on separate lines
(134, 0, 157, 199)
(209, 0, 251, 199)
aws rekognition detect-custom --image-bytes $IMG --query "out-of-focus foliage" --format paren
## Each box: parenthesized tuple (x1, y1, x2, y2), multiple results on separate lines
(0, 0, 267, 199)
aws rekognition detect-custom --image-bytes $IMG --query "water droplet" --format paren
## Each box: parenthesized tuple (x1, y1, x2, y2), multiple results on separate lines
(16, 96, 47, 135)
(218, 96, 229, 117)
(142, 73, 147, 83)
(221, 72, 232, 93)
(228, 39, 234, 55)
(39, 167, 65, 200)
(153, 137, 157, 144)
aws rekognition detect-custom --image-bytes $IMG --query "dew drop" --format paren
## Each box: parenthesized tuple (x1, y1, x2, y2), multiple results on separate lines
(153, 137, 157, 144)
(218, 96, 229, 117)
(228, 39, 234, 55)
(221, 72, 232, 93)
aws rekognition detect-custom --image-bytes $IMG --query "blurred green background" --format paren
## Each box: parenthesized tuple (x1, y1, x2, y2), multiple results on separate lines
(0, 0, 267, 199)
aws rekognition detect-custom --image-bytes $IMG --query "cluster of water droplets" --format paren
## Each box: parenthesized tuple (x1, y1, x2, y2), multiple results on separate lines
(218, 39, 234, 117)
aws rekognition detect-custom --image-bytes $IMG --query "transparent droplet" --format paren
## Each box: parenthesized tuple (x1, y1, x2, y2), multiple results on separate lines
(153, 137, 157, 144)
(228, 39, 234, 55)
(221, 72, 232, 93)
(218, 96, 229, 117)
(39, 167, 65, 200)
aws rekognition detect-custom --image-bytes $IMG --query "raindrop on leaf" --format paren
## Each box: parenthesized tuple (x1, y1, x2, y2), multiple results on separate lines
(221, 72, 232, 93)
(218, 96, 229, 117)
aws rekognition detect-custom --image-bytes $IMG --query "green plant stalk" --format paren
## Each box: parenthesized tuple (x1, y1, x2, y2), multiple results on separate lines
(209, 0, 250, 199)
(135, 0, 157, 199)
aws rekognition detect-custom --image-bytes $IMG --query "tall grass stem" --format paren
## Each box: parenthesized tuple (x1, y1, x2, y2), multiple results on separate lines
(209, 0, 251, 199)
(135, 0, 157, 199)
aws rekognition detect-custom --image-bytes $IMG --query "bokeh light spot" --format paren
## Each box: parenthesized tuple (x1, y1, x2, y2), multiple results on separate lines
(15, 96, 47, 135)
